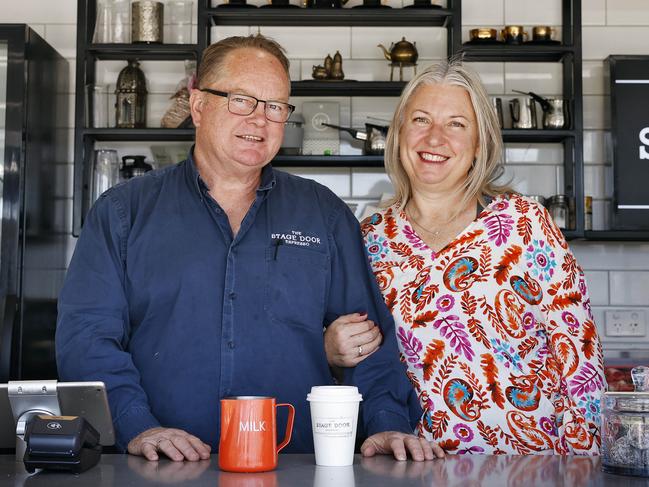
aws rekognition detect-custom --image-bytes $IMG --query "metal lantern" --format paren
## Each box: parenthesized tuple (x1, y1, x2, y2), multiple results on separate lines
(115, 59, 147, 128)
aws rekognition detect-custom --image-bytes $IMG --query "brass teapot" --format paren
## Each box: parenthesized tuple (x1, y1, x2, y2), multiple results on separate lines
(377, 37, 418, 65)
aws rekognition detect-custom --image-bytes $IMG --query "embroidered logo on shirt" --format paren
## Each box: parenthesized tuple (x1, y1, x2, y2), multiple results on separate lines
(271, 230, 322, 248)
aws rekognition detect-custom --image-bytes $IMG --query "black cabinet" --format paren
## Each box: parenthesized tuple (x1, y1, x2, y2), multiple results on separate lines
(0, 25, 69, 380)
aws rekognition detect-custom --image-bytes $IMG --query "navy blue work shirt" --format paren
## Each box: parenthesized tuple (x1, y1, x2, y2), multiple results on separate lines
(56, 152, 416, 452)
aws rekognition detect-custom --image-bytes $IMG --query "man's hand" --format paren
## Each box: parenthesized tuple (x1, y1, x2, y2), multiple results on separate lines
(324, 313, 382, 368)
(360, 431, 445, 462)
(127, 427, 211, 462)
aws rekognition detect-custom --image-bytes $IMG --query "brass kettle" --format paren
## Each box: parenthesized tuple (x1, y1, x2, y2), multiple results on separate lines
(378, 37, 418, 65)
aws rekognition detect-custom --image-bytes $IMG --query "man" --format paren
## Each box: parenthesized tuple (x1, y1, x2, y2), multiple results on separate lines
(56, 35, 444, 463)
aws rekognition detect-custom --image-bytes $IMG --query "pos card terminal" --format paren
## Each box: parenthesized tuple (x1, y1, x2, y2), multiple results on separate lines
(0, 381, 114, 474)
(23, 415, 101, 473)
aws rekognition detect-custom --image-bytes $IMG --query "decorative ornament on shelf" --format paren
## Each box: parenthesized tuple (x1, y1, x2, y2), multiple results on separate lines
(131, 0, 164, 43)
(161, 59, 196, 128)
(115, 59, 148, 128)
(378, 37, 418, 81)
(312, 51, 345, 80)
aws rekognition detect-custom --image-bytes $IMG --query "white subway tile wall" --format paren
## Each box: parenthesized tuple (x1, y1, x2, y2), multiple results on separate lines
(4, 0, 649, 334)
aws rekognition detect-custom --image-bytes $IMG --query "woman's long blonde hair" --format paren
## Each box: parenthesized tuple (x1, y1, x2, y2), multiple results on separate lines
(384, 58, 511, 215)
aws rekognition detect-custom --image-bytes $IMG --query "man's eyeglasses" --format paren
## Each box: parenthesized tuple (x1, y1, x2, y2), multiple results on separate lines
(199, 88, 295, 123)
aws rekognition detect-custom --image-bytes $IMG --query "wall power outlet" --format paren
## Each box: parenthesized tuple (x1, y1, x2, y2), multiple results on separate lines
(605, 310, 647, 337)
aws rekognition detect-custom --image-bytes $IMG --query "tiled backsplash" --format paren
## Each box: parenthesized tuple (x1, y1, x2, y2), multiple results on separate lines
(6, 0, 649, 350)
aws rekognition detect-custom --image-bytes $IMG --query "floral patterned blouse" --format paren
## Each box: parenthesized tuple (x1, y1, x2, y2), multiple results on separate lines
(360, 193, 605, 455)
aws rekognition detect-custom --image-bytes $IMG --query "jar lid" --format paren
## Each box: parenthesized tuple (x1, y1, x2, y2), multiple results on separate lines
(306, 386, 362, 403)
(605, 391, 649, 412)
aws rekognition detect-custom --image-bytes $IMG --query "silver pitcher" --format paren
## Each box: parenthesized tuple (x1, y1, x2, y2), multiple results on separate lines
(509, 97, 537, 129)
(541, 98, 568, 129)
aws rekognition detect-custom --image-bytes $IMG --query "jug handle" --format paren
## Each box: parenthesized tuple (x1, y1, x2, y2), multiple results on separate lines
(510, 99, 520, 123)
(276, 403, 295, 453)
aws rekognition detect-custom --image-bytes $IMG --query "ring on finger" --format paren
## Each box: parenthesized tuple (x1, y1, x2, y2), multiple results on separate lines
(358, 345, 363, 356)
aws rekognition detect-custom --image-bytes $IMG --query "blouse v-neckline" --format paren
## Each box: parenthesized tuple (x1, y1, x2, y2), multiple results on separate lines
(398, 197, 493, 259)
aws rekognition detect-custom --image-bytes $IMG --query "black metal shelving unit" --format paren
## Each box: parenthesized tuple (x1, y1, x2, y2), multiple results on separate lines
(291, 81, 407, 97)
(82, 128, 196, 141)
(87, 44, 199, 60)
(584, 231, 649, 241)
(273, 154, 384, 168)
(203, 8, 455, 27)
(459, 0, 584, 240)
(73, 0, 597, 241)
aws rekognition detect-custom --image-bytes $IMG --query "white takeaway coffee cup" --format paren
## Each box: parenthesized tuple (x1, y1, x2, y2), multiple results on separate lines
(306, 385, 363, 466)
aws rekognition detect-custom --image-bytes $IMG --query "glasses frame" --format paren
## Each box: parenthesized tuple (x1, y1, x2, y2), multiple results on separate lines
(199, 88, 295, 123)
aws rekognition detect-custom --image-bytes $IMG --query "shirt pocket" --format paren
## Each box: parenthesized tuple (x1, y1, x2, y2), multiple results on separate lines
(265, 244, 328, 332)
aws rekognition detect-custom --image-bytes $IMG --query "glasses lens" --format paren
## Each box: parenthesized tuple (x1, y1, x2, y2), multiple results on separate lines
(228, 94, 257, 116)
(265, 102, 292, 123)
(227, 93, 293, 122)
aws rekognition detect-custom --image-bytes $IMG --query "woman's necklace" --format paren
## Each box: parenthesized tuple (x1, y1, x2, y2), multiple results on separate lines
(405, 207, 447, 240)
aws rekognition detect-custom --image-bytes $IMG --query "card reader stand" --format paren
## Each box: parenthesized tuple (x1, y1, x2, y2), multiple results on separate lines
(1, 381, 114, 473)
(23, 415, 101, 473)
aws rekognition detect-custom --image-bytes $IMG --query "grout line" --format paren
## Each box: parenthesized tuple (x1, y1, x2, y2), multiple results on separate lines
(606, 270, 611, 306)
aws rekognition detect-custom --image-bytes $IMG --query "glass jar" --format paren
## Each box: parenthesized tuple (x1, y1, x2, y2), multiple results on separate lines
(601, 366, 649, 478)
(92, 150, 120, 202)
(547, 194, 568, 229)
(85, 84, 109, 128)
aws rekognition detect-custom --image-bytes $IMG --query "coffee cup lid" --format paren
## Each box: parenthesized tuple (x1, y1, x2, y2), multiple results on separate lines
(306, 385, 363, 403)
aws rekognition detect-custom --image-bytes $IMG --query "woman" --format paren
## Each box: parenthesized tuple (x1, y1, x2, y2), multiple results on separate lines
(325, 60, 605, 455)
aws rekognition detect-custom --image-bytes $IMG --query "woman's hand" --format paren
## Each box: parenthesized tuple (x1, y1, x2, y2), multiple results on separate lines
(324, 312, 383, 367)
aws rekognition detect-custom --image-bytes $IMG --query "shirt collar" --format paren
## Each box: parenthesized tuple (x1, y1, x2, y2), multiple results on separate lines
(257, 164, 276, 192)
(185, 146, 277, 199)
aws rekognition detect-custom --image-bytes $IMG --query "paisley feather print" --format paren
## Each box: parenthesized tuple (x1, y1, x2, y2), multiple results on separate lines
(384, 287, 397, 313)
(421, 339, 445, 381)
(385, 211, 398, 239)
(389, 241, 413, 258)
(453, 229, 484, 247)
(397, 326, 422, 365)
(431, 410, 450, 439)
(432, 354, 458, 395)
(413, 310, 439, 329)
(438, 439, 460, 452)
(480, 353, 505, 409)
(569, 362, 604, 397)
(551, 333, 579, 376)
(542, 292, 582, 313)
(483, 213, 514, 246)
(494, 245, 523, 285)
(580, 320, 597, 359)
(561, 253, 579, 290)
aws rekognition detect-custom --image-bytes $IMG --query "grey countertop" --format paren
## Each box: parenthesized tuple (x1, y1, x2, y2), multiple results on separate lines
(0, 454, 646, 486)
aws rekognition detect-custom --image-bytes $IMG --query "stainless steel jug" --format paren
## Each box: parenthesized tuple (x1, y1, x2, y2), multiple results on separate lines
(509, 97, 537, 129)
(542, 98, 567, 129)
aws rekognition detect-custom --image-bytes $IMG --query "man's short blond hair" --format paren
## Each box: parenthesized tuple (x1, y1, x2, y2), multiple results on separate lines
(197, 34, 290, 89)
